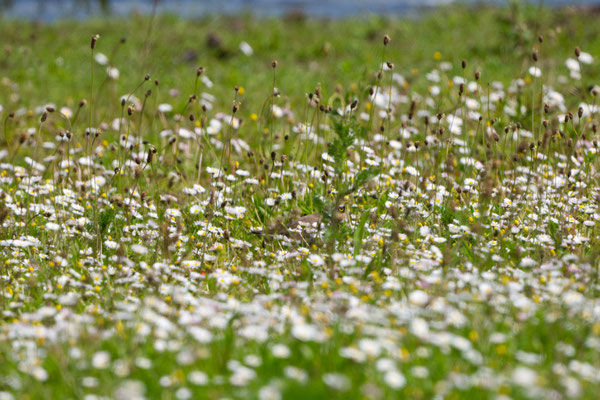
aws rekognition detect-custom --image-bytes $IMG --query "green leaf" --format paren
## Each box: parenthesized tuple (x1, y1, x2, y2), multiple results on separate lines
(312, 194, 325, 214)
(353, 167, 380, 189)
(353, 210, 370, 257)
(329, 115, 357, 175)
(99, 207, 116, 236)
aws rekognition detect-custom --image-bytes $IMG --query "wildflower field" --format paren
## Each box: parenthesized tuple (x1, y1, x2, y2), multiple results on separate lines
(2, 4, 600, 399)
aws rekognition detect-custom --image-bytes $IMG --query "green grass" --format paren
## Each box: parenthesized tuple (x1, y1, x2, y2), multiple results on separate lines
(0, 5, 598, 125)
(1, 3, 600, 399)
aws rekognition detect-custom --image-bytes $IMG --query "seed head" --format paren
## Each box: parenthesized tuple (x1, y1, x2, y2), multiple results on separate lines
(147, 146, 157, 163)
(575, 46, 581, 58)
(271, 60, 278, 69)
(383, 35, 390, 46)
(91, 34, 99, 50)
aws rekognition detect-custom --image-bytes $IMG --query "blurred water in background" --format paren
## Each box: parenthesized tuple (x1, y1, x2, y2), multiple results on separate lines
(0, 0, 599, 20)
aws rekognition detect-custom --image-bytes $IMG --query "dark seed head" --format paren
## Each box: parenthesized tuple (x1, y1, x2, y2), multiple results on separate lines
(91, 34, 99, 50)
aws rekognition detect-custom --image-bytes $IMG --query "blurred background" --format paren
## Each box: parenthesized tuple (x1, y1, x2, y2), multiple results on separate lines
(1, 0, 600, 20)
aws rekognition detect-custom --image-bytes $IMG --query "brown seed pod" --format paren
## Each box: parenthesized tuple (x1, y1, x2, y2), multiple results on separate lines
(91, 34, 99, 50)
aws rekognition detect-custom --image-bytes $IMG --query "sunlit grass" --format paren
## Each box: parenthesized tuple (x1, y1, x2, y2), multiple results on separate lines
(1, 3, 600, 399)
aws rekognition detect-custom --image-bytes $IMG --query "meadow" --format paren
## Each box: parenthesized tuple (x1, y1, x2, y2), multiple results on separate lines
(1, 3, 600, 399)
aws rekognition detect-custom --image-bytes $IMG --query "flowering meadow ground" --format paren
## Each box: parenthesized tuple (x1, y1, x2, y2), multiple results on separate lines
(2, 4, 600, 399)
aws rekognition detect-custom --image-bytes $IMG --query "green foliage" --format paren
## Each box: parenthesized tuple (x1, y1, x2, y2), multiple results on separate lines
(3, 5, 600, 399)
(352, 167, 380, 191)
(353, 210, 370, 256)
(99, 207, 116, 236)
(329, 115, 357, 176)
